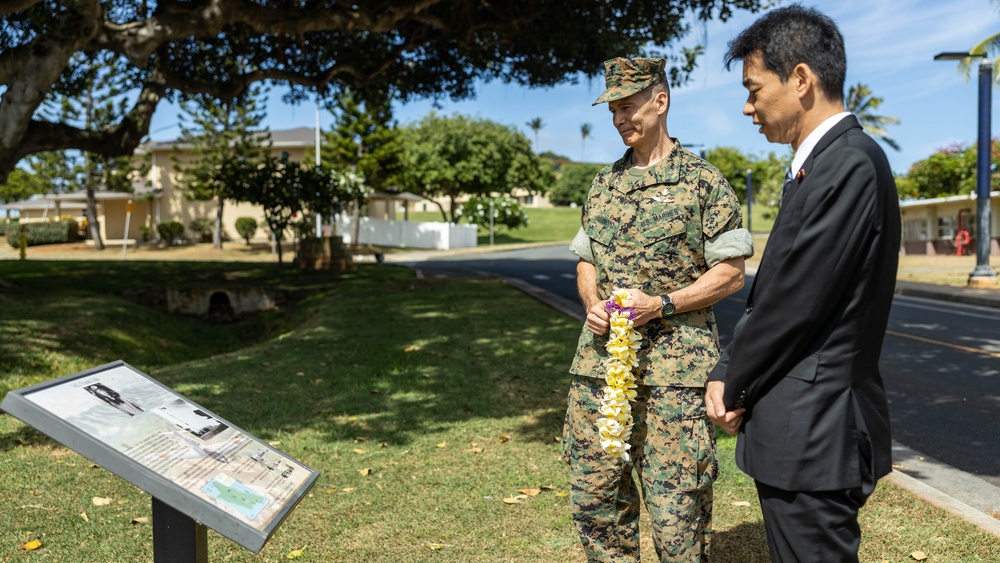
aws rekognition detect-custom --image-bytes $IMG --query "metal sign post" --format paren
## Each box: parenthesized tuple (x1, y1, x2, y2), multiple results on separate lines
(152, 497, 208, 563)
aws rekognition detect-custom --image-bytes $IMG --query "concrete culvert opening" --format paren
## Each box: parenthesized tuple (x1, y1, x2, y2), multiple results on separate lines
(208, 291, 235, 318)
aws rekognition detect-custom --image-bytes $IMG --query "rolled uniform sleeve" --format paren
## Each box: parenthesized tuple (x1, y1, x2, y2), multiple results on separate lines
(704, 228, 754, 268)
(569, 226, 595, 263)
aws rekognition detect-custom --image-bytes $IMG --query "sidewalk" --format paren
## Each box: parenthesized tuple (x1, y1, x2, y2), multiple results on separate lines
(895, 279, 1000, 309)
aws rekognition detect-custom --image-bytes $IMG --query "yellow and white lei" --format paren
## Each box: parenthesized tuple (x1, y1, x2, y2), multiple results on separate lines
(597, 289, 642, 462)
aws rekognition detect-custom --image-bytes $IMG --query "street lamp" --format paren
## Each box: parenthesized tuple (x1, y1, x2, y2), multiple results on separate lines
(934, 51, 997, 287)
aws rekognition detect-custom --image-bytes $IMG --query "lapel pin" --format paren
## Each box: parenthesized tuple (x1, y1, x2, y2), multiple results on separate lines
(796, 169, 806, 180)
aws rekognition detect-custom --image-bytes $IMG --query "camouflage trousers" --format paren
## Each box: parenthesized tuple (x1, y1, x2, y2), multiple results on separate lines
(562, 376, 718, 562)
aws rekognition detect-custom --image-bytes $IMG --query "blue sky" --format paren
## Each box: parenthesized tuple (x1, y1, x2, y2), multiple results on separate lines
(149, 0, 1000, 175)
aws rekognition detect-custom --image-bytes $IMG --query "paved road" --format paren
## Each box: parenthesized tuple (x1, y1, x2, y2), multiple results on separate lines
(409, 244, 1000, 491)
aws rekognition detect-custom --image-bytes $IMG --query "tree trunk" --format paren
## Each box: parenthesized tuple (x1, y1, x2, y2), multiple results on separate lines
(213, 197, 224, 249)
(448, 195, 459, 224)
(434, 200, 449, 223)
(85, 184, 104, 250)
(269, 220, 284, 264)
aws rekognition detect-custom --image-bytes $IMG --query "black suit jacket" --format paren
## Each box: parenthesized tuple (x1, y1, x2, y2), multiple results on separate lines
(708, 115, 900, 493)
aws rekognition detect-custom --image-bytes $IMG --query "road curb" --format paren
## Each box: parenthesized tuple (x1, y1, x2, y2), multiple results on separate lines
(896, 281, 1000, 309)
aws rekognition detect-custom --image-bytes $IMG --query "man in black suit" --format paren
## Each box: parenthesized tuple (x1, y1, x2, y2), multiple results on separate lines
(705, 5, 900, 562)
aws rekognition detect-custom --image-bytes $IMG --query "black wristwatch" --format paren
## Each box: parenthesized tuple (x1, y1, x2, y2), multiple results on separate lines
(660, 294, 675, 317)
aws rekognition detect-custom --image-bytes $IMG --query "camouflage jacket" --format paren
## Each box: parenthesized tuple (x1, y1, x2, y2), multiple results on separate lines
(570, 141, 743, 387)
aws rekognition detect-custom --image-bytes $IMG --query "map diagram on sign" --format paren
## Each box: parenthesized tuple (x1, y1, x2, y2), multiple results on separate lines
(202, 473, 270, 520)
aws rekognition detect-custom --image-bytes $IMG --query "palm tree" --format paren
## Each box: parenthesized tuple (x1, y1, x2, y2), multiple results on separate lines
(526, 117, 544, 152)
(580, 123, 592, 161)
(846, 83, 900, 151)
(957, 0, 1000, 86)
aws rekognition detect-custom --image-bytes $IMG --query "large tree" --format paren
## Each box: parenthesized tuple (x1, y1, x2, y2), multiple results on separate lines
(704, 145, 788, 219)
(956, 0, 1000, 87)
(174, 85, 270, 249)
(0, 0, 764, 184)
(402, 113, 554, 223)
(548, 162, 605, 206)
(895, 140, 1000, 200)
(319, 86, 404, 243)
(845, 83, 900, 151)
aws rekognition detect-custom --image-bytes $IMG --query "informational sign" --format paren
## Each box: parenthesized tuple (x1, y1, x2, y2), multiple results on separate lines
(1, 360, 318, 553)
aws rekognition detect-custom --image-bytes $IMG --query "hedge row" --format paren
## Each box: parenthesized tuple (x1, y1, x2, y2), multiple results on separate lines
(5, 219, 81, 248)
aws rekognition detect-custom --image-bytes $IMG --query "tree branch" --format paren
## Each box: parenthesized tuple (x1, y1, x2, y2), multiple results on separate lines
(0, 43, 34, 87)
(96, 0, 446, 66)
(0, 0, 43, 19)
(0, 51, 166, 184)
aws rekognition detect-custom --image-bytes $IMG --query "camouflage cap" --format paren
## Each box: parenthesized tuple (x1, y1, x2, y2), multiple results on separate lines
(592, 57, 667, 105)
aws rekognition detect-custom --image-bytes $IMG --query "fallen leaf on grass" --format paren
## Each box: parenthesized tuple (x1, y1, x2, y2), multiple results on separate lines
(911, 551, 928, 561)
(498, 435, 510, 443)
(519, 488, 541, 496)
(286, 546, 306, 559)
(268, 441, 282, 447)
(353, 448, 367, 454)
(539, 485, 555, 491)
(732, 501, 752, 507)
(20, 540, 42, 551)
(553, 436, 562, 442)
(469, 447, 484, 454)
(427, 543, 453, 550)
(502, 497, 522, 504)
(341, 488, 354, 493)
(358, 468, 372, 476)
(92, 497, 112, 506)
(403, 345, 421, 352)
(436, 442, 447, 448)
(555, 492, 569, 498)
(132, 517, 148, 524)
(354, 437, 368, 443)
(80, 512, 89, 522)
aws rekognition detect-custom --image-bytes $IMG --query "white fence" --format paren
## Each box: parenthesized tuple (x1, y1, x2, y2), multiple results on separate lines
(333, 215, 478, 250)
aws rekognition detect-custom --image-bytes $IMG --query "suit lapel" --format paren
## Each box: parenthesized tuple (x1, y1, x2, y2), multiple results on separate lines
(784, 115, 862, 201)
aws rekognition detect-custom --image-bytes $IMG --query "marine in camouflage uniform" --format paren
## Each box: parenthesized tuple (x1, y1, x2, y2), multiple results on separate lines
(563, 57, 753, 562)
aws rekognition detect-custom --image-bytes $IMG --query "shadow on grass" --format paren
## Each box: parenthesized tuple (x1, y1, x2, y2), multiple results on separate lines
(711, 521, 770, 562)
(147, 271, 581, 449)
(0, 425, 50, 452)
(0, 259, 355, 395)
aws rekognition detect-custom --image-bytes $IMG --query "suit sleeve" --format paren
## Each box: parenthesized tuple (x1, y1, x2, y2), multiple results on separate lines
(713, 147, 885, 409)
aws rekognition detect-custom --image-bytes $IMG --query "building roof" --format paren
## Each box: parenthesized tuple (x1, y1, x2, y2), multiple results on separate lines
(139, 127, 319, 153)
(0, 197, 87, 212)
(899, 190, 1000, 209)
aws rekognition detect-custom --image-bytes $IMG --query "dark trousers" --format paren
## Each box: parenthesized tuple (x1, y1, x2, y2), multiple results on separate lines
(755, 481, 869, 563)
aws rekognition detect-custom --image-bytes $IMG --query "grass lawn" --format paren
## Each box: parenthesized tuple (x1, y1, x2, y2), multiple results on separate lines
(1, 261, 998, 561)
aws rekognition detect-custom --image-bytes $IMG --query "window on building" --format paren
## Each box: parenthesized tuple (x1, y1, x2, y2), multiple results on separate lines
(903, 219, 929, 241)
(937, 216, 958, 239)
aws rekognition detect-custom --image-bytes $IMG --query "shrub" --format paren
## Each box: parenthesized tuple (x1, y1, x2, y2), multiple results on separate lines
(189, 217, 213, 243)
(235, 217, 258, 244)
(0, 220, 18, 237)
(6, 219, 80, 248)
(458, 195, 530, 230)
(157, 221, 185, 244)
